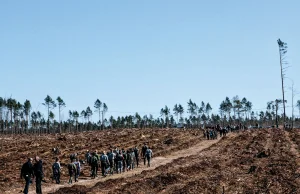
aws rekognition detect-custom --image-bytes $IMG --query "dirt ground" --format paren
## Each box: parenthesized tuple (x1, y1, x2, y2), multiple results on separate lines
(1, 128, 300, 194)
(0, 128, 204, 193)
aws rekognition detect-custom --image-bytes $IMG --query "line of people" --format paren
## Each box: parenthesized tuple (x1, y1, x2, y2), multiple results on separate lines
(204, 125, 228, 140)
(85, 143, 153, 179)
(20, 143, 153, 194)
(204, 123, 250, 140)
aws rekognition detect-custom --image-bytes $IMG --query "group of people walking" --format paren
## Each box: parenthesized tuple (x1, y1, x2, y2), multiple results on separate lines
(204, 124, 229, 140)
(20, 143, 153, 194)
(204, 123, 252, 140)
(85, 143, 153, 179)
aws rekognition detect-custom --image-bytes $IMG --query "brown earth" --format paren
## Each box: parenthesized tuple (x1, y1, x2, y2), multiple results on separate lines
(0, 128, 204, 193)
(2, 128, 300, 194)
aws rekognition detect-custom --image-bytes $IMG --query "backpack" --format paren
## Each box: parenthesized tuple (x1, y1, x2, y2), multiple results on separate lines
(108, 152, 115, 161)
(142, 146, 148, 156)
(100, 155, 107, 162)
(145, 149, 152, 157)
(87, 154, 91, 163)
(68, 163, 76, 174)
(126, 153, 131, 162)
(52, 163, 60, 175)
(91, 156, 98, 166)
(134, 148, 139, 156)
(74, 162, 80, 172)
(131, 152, 135, 161)
(117, 153, 123, 161)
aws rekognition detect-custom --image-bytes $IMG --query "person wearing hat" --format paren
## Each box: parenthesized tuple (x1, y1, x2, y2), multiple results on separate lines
(20, 158, 34, 194)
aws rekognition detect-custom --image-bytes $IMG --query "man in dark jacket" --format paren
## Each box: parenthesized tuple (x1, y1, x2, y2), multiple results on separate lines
(20, 158, 34, 194)
(134, 146, 139, 167)
(90, 152, 98, 179)
(141, 143, 148, 165)
(33, 156, 43, 194)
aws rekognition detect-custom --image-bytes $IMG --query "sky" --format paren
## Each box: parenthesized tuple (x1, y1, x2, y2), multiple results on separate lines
(0, 0, 300, 121)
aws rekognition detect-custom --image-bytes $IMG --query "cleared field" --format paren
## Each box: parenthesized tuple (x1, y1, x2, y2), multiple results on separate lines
(53, 129, 300, 194)
(1, 128, 204, 193)
(2, 128, 300, 194)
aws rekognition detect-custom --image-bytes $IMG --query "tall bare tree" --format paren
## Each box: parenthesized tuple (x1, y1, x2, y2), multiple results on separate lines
(277, 39, 288, 127)
(273, 99, 286, 128)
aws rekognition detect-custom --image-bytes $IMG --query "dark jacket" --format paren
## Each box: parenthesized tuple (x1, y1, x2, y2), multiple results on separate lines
(134, 148, 139, 158)
(142, 145, 148, 156)
(33, 160, 44, 178)
(20, 161, 34, 178)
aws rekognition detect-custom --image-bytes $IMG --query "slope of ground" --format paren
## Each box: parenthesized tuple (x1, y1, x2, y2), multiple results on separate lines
(2, 128, 300, 194)
(45, 135, 221, 194)
(0, 128, 204, 193)
(53, 129, 300, 194)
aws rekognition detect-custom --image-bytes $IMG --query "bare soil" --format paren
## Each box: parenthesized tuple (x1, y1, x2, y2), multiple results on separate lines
(2, 128, 300, 194)
(0, 128, 204, 193)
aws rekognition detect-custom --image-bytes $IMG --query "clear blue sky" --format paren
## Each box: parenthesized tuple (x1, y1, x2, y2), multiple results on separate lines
(0, 0, 299, 121)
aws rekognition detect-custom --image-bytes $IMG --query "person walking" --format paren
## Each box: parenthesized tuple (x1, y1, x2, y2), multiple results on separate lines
(122, 148, 127, 172)
(126, 149, 132, 171)
(113, 148, 118, 173)
(67, 159, 76, 184)
(85, 150, 90, 164)
(134, 146, 139, 167)
(33, 156, 43, 194)
(95, 150, 100, 176)
(52, 157, 61, 184)
(90, 152, 98, 179)
(100, 151, 110, 177)
(74, 158, 81, 182)
(108, 150, 116, 175)
(145, 147, 153, 167)
(20, 158, 34, 194)
(116, 150, 124, 174)
(130, 149, 136, 170)
(142, 143, 148, 165)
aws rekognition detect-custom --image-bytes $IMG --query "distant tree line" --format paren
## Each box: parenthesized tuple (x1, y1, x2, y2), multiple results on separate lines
(0, 95, 299, 135)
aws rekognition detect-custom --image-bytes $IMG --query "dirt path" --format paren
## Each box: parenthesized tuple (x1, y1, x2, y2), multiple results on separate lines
(41, 136, 227, 194)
